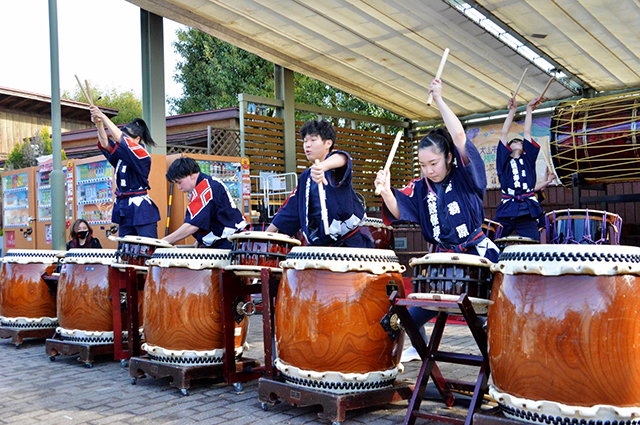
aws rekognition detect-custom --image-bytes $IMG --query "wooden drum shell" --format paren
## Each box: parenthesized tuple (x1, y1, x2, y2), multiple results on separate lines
(0, 262, 57, 319)
(143, 266, 247, 352)
(275, 268, 404, 374)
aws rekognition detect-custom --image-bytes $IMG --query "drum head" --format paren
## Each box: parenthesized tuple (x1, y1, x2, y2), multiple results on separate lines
(495, 244, 640, 276)
(280, 247, 404, 275)
(146, 248, 230, 270)
(228, 231, 301, 245)
(63, 249, 117, 265)
(495, 236, 539, 244)
(110, 235, 175, 248)
(359, 218, 393, 230)
(409, 252, 494, 268)
(3, 249, 66, 264)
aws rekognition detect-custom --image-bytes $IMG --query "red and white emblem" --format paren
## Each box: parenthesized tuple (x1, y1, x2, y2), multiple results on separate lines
(188, 179, 213, 219)
(125, 137, 150, 159)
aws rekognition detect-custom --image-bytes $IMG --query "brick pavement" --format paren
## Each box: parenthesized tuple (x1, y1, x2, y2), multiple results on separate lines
(0, 315, 492, 424)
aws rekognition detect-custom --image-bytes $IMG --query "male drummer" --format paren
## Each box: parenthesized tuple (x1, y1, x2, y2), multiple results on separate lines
(494, 95, 555, 241)
(266, 119, 373, 248)
(162, 157, 246, 249)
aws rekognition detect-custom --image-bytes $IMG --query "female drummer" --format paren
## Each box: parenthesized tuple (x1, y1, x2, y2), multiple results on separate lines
(266, 119, 373, 248)
(494, 96, 555, 240)
(375, 78, 499, 360)
(67, 218, 102, 249)
(90, 106, 161, 238)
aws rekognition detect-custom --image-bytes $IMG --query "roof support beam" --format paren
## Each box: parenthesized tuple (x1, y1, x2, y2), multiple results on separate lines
(275, 65, 296, 173)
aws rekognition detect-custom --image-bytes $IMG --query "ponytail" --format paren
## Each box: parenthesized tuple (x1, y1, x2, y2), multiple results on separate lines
(122, 118, 156, 147)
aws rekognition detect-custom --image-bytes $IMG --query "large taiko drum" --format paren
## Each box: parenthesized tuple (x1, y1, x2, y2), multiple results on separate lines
(488, 244, 640, 424)
(358, 218, 394, 249)
(0, 250, 65, 330)
(545, 209, 622, 245)
(482, 218, 504, 242)
(142, 248, 248, 365)
(407, 253, 494, 314)
(551, 95, 640, 186)
(225, 231, 301, 277)
(275, 247, 406, 394)
(113, 235, 174, 267)
(56, 249, 121, 344)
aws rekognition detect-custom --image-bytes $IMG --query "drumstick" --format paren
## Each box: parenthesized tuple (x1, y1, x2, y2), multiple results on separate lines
(513, 68, 528, 99)
(426, 48, 450, 106)
(375, 130, 403, 196)
(75, 74, 93, 105)
(84, 79, 94, 105)
(314, 159, 331, 236)
(539, 76, 554, 100)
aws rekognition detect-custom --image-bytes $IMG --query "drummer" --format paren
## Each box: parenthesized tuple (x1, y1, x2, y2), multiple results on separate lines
(162, 157, 246, 249)
(494, 96, 555, 240)
(266, 119, 374, 248)
(375, 78, 499, 361)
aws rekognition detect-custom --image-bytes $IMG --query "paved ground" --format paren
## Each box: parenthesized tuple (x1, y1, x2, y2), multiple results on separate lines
(0, 315, 495, 424)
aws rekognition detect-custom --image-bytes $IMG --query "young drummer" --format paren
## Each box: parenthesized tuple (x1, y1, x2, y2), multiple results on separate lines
(266, 119, 373, 248)
(162, 157, 246, 249)
(375, 78, 498, 361)
(495, 96, 555, 240)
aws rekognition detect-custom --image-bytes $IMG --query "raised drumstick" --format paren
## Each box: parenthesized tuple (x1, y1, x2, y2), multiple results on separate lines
(84, 79, 94, 105)
(75, 74, 93, 105)
(314, 159, 331, 236)
(539, 76, 554, 100)
(375, 130, 404, 196)
(426, 48, 450, 106)
(513, 68, 528, 99)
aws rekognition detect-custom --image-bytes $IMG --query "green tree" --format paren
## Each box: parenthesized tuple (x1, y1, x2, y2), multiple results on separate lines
(62, 86, 142, 125)
(5, 127, 67, 170)
(169, 28, 403, 130)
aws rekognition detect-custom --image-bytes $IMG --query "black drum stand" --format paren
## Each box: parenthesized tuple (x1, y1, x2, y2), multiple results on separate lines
(257, 268, 413, 425)
(391, 292, 491, 425)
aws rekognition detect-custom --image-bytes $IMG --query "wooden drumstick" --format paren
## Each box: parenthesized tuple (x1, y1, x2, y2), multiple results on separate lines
(539, 76, 554, 100)
(375, 130, 403, 195)
(426, 48, 450, 106)
(84, 79, 94, 105)
(75, 74, 93, 105)
(314, 159, 331, 236)
(513, 68, 528, 99)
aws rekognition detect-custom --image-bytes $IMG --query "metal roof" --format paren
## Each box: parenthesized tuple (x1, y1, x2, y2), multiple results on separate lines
(126, 0, 640, 121)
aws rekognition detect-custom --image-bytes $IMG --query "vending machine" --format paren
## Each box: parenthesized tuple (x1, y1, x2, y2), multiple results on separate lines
(74, 156, 117, 249)
(2, 167, 37, 252)
(35, 159, 75, 248)
(165, 154, 251, 245)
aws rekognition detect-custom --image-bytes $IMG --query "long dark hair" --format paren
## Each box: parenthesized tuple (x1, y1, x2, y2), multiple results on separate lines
(418, 127, 455, 172)
(122, 118, 156, 147)
(69, 218, 94, 248)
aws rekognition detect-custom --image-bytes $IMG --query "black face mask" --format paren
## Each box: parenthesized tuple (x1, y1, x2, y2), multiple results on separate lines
(77, 230, 89, 239)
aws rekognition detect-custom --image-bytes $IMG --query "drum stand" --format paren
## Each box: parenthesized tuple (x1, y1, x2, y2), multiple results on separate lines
(0, 271, 59, 348)
(45, 265, 141, 367)
(391, 292, 491, 425)
(258, 269, 413, 425)
(128, 269, 261, 396)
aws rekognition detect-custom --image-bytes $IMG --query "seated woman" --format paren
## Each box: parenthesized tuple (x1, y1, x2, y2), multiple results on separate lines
(67, 219, 102, 250)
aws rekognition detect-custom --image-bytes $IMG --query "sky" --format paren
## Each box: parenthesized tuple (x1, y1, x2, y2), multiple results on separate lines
(0, 0, 186, 114)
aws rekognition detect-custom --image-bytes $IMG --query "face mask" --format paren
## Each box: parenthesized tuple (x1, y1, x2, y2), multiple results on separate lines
(77, 230, 89, 239)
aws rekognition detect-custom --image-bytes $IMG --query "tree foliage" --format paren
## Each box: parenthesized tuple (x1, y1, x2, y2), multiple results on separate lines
(5, 127, 67, 170)
(169, 28, 403, 129)
(62, 86, 142, 125)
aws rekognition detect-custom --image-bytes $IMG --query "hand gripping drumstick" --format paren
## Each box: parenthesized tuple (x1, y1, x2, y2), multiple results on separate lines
(375, 130, 404, 196)
(426, 48, 450, 106)
(314, 159, 331, 236)
(513, 68, 528, 99)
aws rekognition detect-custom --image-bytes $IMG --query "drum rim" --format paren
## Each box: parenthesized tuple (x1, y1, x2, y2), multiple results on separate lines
(146, 248, 231, 269)
(110, 235, 175, 248)
(360, 218, 394, 230)
(3, 249, 67, 263)
(63, 248, 117, 264)
(494, 236, 539, 243)
(288, 246, 397, 256)
(282, 246, 404, 274)
(409, 252, 494, 268)
(228, 231, 302, 245)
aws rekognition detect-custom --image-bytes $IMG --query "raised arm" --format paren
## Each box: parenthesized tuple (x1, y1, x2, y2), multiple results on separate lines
(375, 169, 399, 219)
(524, 97, 543, 141)
(94, 119, 109, 150)
(500, 96, 518, 146)
(430, 78, 468, 163)
(310, 152, 347, 185)
(90, 105, 123, 143)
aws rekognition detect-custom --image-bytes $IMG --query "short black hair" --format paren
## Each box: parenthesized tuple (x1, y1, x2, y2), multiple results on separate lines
(300, 119, 337, 151)
(508, 137, 524, 147)
(166, 157, 201, 182)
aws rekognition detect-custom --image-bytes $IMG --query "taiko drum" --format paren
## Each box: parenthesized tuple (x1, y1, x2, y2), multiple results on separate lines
(113, 235, 174, 267)
(0, 249, 65, 329)
(275, 247, 405, 393)
(488, 244, 640, 424)
(142, 249, 248, 365)
(226, 231, 301, 277)
(358, 218, 394, 250)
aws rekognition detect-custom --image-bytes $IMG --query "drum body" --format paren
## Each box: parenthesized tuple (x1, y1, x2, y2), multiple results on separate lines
(226, 231, 301, 277)
(56, 249, 119, 343)
(408, 253, 494, 314)
(488, 245, 640, 424)
(358, 218, 394, 249)
(0, 249, 65, 330)
(113, 235, 174, 267)
(551, 95, 640, 186)
(482, 218, 504, 242)
(494, 236, 540, 251)
(275, 247, 406, 393)
(545, 209, 622, 245)
(142, 249, 248, 365)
